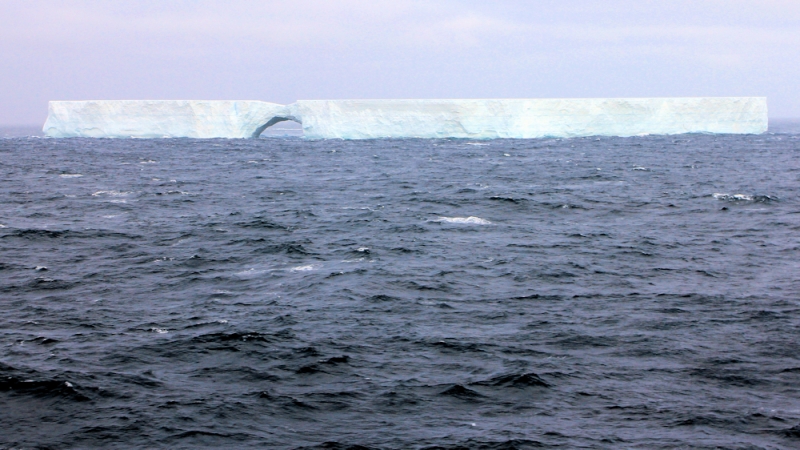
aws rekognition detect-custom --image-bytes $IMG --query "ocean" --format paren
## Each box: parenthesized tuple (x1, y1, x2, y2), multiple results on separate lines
(1, 125, 799, 449)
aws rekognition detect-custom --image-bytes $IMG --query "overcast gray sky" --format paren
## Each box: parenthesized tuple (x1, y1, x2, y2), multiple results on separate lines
(2, 0, 798, 125)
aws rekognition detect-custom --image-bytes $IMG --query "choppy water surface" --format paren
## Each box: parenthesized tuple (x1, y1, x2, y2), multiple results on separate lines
(1, 131, 799, 449)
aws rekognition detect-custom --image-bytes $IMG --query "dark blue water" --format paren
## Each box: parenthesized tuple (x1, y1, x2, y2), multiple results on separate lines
(2, 130, 799, 449)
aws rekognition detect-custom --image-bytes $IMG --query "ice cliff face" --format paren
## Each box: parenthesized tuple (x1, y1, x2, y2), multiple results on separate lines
(43, 100, 289, 138)
(43, 97, 767, 139)
(292, 98, 767, 139)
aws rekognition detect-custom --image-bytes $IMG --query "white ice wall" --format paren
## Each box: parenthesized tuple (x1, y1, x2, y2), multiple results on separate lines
(43, 100, 288, 138)
(43, 97, 767, 139)
(292, 98, 768, 139)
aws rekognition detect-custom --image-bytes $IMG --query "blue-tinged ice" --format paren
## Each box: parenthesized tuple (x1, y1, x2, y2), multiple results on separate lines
(291, 98, 767, 139)
(43, 97, 767, 139)
(43, 100, 289, 138)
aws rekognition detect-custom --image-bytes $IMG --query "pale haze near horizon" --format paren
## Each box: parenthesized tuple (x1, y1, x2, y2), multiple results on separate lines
(1, 0, 798, 126)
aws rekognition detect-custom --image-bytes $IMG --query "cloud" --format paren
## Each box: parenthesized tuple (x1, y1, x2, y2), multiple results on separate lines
(3, 1, 796, 53)
(1, 0, 799, 123)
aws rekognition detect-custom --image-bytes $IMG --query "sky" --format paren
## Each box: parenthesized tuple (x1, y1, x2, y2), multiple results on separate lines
(1, 0, 799, 125)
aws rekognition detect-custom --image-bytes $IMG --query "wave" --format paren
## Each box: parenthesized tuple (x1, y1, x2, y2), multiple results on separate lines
(1, 228, 142, 240)
(471, 372, 551, 388)
(434, 216, 492, 225)
(92, 190, 132, 197)
(712, 193, 778, 202)
(0, 363, 89, 401)
(439, 384, 484, 400)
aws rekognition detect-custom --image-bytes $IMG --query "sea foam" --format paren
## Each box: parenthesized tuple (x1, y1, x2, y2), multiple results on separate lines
(435, 216, 492, 225)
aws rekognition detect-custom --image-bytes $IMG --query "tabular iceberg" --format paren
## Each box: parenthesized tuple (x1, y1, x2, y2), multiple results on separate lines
(43, 100, 289, 138)
(43, 97, 767, 139)
(291, 98, 767, 139)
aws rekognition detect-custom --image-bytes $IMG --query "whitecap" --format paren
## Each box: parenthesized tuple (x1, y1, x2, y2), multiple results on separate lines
(434, 216, 492, 225)
(713, 193, 777, 203)
(235, 267, 273, 277)
(150, 328, 168, 334)
(342, 257, 365, 263)
(342, 206, 378, 211)
(291, 264, 317, 272)
(713, 193, 752, 201)
(92, 190, 131, 197)
(59, 174, 82, 178)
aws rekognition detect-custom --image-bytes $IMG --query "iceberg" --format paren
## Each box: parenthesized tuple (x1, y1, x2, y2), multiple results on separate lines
(43, 97, 767, 139)
(291, 98, 767, 139)
(42, 100, 289, 138)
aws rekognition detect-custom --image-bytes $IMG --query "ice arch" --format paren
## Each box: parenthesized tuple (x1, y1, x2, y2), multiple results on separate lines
(251, 115, 302, 138)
